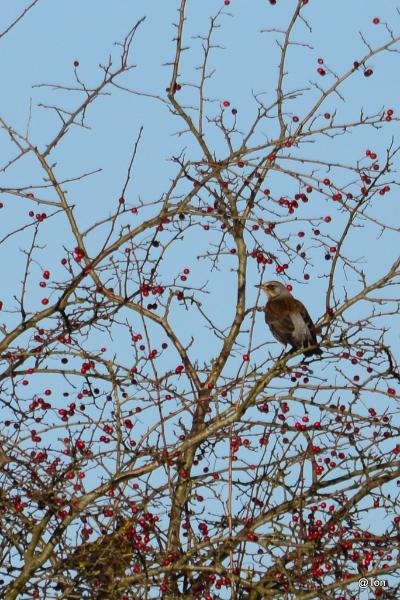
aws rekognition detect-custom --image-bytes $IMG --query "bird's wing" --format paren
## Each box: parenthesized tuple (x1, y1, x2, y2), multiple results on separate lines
(293, 298, 318, 343)
(265, 298, 295, 345)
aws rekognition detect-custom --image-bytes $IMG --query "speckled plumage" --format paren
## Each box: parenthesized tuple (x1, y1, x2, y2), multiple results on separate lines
(257, 281, 322, 357)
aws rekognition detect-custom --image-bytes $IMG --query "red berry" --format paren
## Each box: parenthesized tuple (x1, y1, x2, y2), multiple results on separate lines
(73, 60, 80, 67)
(223, 100, 230, 107)
(364, 68, 373, 77)
(372, 18, 380, 24)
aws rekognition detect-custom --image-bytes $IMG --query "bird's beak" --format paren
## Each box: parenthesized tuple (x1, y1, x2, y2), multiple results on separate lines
(255, 284, 261, 288)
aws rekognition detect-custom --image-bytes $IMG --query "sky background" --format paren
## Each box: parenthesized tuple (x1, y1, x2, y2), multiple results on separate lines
(1, 0, 399, 317)
(0, 2, 399, 597)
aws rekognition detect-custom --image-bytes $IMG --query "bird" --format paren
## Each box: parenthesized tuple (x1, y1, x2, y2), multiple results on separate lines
(256, 281, 322, 357)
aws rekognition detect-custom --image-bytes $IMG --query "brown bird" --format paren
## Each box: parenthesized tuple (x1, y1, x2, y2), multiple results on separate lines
(256, 281, 322, 357)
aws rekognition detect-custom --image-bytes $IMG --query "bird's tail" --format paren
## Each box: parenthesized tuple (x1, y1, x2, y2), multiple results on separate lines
(303, 345, 322, 357)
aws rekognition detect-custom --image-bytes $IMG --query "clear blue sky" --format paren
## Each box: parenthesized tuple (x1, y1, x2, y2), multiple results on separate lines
(1, 2, 399, 597)
(1, 0, 398, 318)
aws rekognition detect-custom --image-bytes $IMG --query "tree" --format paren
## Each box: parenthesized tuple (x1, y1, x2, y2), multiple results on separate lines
(0, 1, 399, 598)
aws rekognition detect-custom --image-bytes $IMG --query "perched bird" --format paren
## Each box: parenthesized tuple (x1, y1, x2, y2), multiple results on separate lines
(256, 281, 322, 357)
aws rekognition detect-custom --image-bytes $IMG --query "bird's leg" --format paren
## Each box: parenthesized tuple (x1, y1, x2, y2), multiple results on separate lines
(280, 346, 293, 360)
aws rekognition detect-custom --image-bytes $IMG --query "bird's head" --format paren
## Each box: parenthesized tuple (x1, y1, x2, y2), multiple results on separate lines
(256, 280, 291, 300)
